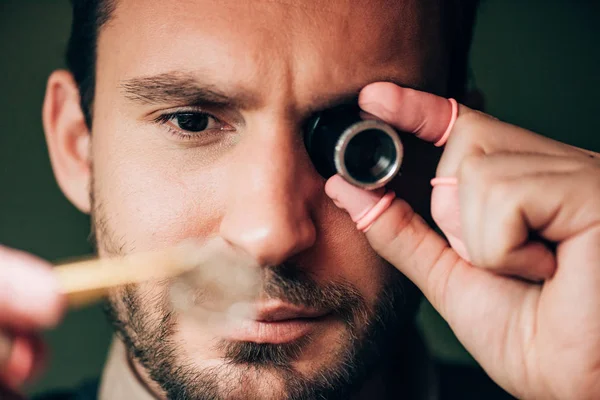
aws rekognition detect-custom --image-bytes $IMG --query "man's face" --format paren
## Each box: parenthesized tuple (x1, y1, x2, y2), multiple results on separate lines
(90, 0, 443, 398)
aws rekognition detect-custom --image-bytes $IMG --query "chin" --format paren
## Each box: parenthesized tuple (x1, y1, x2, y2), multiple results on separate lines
(206, 366, 291, 399)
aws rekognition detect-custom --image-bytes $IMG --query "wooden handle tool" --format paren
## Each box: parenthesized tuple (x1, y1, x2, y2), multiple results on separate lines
(0, 240, 259, 371)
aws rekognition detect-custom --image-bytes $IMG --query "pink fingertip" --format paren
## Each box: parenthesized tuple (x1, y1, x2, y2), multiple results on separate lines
(357, 191, 396, 232)
(325, 175, 386, 223)
(431, 177, 458, 186)
(434, 98, 458, 147)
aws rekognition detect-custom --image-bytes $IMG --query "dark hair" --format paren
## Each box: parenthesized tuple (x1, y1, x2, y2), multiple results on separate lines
(66, 0, 480, 128)
(444, 0, 481, 101)
(66, 0, 116, 128)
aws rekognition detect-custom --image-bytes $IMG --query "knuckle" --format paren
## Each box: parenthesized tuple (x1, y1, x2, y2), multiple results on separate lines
(458, 154, 487, 183)
(454, 109, 487, 141)
(579, 168, 600, 224)
(490, 178, 514, 202)
(586, 166, 600, 192)
(456, 106, 485, 126)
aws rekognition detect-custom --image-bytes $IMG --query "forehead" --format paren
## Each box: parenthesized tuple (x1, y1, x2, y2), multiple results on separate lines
(97, 0, 444, 108)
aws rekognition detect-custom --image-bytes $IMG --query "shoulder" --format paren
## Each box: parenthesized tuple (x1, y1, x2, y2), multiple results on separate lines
(437, 362, 516, 400)
(32, 378, 100, 400)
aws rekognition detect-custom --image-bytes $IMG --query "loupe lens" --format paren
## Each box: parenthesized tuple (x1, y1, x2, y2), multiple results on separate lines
(343, 128, 398, 185)
(304, 104, 403, 190)
(334, 120, 403, 190)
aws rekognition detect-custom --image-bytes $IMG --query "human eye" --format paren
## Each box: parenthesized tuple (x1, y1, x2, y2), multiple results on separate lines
(153, 111, 234, 141)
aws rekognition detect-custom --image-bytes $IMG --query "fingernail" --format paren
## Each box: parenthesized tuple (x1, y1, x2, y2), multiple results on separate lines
(358, 102, 387, 119)
(359, 82, 394, 106)
(325, 175, 386, 222)
(431, 177, 458, 186)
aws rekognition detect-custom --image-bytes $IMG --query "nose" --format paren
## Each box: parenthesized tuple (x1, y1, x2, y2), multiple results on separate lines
(219, 123, 319, 267)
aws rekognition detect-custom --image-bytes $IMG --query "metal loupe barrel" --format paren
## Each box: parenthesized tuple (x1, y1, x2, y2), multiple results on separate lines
(304, 104, 403, 190)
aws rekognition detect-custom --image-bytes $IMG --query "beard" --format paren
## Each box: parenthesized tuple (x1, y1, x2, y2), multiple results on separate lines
(91, 190, 422, 400)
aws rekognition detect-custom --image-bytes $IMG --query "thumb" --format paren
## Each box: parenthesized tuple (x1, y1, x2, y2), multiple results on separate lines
(325, 175, 466, 315)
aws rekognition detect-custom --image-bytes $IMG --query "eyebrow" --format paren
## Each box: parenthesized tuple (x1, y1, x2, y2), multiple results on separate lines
(120, 72, 260, 110)
(120, 71, 422, 114)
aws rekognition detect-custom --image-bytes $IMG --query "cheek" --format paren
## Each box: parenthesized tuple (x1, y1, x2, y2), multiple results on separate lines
(91, 122, 226, 251)
(310, 202, 389, 306)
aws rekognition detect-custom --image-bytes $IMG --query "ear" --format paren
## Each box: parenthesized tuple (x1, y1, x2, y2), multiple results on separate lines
(42, 70, 92, 214)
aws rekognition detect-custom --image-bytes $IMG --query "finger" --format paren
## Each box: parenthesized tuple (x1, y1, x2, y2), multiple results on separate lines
(359, 82, 457, 144)
(0, 333, 45, 389)
(435, 177, 556, 280)
(489, 242, 555, 282)
(458, 153, 591, 182)
(359, 82, 590, 178)
(460, 169, 600, 279)
(459, 154, 598, 255)
(0, 246, 65, 329)
(430, 182, 471, 261)
(327, 175, 471, 315)
(0, 332, 12, 369)
(431, 153, 592, 265)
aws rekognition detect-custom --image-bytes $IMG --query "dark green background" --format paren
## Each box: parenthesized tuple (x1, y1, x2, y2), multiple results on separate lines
(1, 0, 598, 396)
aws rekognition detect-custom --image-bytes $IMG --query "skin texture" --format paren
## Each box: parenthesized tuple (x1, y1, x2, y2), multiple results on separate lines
(327, 82, 600, 399)
(40, 1, 444, 399)
(2, 1, 598, 400)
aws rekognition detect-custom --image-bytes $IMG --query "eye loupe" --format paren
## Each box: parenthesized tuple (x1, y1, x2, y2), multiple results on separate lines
(304, 103, 403, 190)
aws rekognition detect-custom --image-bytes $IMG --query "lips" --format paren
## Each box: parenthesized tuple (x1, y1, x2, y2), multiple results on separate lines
(251, 301, 329, 321)
(221, 301, 331, 344)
